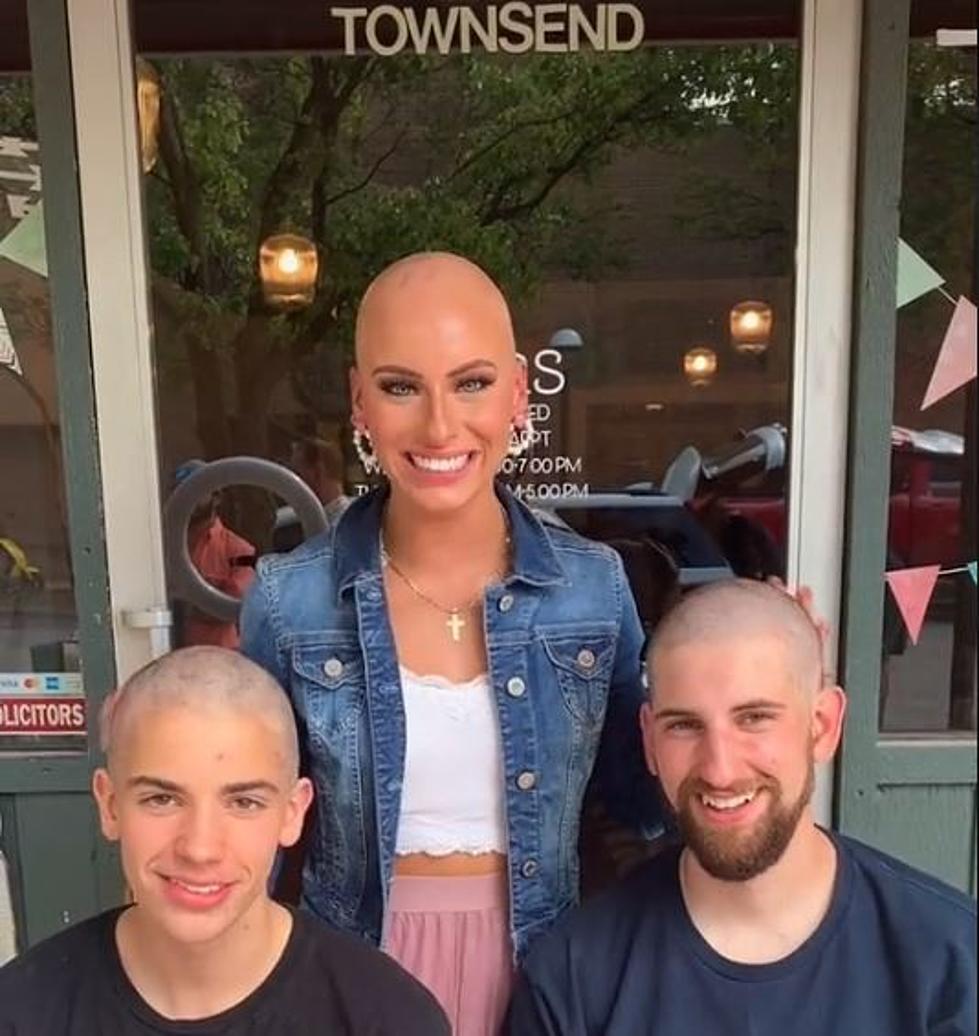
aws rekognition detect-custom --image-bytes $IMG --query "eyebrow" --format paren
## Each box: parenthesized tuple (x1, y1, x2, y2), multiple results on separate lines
(126, 776, 281, 795)
(371, 360, 498, 379)
(653, 699, 786, 721)
(732, 699, 786, 714)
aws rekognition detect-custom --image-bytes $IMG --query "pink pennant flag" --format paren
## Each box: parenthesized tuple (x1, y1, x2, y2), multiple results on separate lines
(885, 565, 941, 645)
(921, 295, 977, 410)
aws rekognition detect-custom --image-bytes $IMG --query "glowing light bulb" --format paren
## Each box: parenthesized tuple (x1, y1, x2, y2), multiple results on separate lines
(277, 248, 301, 275)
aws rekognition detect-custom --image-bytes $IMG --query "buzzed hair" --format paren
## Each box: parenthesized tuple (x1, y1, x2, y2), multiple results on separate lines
(647, 578, 824, 697)
(354, 251, 515, 361)
(99, 646, 299, 780)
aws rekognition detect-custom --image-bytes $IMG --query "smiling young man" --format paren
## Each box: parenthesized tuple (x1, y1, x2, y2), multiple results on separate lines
(507, 579, 976, 1036)
(0, 646, 448, 1035)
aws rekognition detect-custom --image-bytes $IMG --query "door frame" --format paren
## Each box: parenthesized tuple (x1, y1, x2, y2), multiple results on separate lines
(837, 0, 977, 892)
(0, 0, 119, 950)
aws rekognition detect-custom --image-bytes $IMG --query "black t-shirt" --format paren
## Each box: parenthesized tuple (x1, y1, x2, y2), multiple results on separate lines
(0, 907, 449, 1035)
(507, 833, 977, 1036)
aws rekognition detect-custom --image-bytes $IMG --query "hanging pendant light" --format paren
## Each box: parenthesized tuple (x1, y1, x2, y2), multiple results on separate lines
(259, 234, 319, 310)
(683, 346, 718, 387)
(729, 300, 773, 356)
(135, 58, 161, 174)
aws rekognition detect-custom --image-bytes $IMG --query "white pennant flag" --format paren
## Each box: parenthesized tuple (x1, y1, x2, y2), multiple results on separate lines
(0, 305, 22, 375)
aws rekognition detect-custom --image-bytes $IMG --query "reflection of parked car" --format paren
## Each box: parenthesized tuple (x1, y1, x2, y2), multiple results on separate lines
(543, 423, 965, 635)
(887, 426, 963, 568)
(692, 424, 964, 573)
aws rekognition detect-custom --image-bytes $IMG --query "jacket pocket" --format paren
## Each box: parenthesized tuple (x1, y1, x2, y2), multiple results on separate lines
(289, 641, 366, 745)
(540, 625, 616, 729)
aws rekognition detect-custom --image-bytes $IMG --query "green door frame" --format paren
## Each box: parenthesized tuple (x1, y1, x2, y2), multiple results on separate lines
(0, 0, 120, 950)
(837, 0, 978, 893)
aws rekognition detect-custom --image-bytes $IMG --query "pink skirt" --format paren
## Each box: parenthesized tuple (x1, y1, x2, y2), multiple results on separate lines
(384, 872, 513, 1036)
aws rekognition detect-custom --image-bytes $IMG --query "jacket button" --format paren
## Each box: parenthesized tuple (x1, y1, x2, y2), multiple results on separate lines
(521, 859, 539, 878)
(323, 658, 344, 679)
(506, 676, 526, 698)
(576, 648, 596, 670)
(499, 594, 515, 613)
(516, 771, 536, 791)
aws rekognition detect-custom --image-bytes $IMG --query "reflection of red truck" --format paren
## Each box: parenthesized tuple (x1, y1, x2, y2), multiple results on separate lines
(887, 427, 963, 567)
(692, 425, 965, 577)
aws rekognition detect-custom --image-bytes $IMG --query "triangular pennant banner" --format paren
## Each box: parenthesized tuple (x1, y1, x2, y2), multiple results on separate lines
(922, 295, 977, 409)
(0, 199, 46, 277)
(0, 305, 21, 374)
(885, 565, 941, 645)
(896, 239, 944, 309)
(969, 562, 977, 585)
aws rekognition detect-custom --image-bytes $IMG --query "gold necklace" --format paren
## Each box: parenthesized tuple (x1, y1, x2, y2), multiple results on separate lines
(383, 556, 499, 642)
(380, 518, 511, 643)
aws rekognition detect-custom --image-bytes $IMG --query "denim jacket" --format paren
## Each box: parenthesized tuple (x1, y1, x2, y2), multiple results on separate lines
(240, 485, 661, 959)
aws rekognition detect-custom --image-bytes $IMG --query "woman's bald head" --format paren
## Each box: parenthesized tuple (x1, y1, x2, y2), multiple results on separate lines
(354, 252, 516, 367)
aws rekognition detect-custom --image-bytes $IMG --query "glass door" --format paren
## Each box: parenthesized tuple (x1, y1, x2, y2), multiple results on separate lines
(0, 0, 119, 954)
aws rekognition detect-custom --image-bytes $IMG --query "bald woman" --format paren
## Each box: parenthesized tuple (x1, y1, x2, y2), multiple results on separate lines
(240, 252, 662, 1032)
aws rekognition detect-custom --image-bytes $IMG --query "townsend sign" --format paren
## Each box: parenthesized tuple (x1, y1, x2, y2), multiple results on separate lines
(0, 696, 87, 735)
(330, 4, 645, 56)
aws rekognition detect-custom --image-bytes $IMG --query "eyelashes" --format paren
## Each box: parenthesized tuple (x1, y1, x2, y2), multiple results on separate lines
(375, 376, 496, 397)
(377, 378, 416, 396)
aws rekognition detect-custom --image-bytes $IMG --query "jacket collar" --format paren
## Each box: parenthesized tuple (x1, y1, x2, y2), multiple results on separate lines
(333, 482, 568, 598)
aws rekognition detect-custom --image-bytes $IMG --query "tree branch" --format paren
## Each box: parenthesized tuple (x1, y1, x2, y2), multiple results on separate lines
(446, 106, 580, 183)
(480, 85, 673, 224)
(323, 130, 405, 207)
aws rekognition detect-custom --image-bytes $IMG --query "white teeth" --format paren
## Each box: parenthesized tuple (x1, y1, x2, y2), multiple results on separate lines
(172, 879, 223, 895)
(700, 791, 757, 811)
(411, 453, 469, 472)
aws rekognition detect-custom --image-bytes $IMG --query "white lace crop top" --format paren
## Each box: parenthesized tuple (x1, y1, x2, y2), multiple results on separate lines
(395, 667, 507, 857)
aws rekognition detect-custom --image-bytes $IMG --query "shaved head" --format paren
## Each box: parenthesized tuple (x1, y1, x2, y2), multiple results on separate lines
(648, 579, 824, 698)
(100, 647, 299, 780)
(354, 251, 516, 367)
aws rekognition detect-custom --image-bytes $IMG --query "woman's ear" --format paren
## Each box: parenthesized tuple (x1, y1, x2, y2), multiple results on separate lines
(513, 353, 529, 420)
(349, 365, 365, 428)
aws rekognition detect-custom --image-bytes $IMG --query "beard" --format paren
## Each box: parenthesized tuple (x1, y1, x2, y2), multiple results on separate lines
(672, 759, 815, 882)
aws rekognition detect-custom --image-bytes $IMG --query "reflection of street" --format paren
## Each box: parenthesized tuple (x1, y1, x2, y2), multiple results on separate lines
(883, 621, 957, 732)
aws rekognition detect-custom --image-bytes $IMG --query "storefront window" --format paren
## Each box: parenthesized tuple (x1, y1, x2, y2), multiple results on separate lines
(880, 27, 976, 733)
(0, 48, 87, 750)
(136, 3, 801, 643)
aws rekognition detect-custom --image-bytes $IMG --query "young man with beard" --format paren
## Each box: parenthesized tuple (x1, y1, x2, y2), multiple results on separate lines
(506, 579, 976, 1036)
(0, 647, 448, 1035)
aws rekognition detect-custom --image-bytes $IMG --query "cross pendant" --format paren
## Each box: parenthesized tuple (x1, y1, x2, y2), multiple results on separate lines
(446, 611, 466, 642)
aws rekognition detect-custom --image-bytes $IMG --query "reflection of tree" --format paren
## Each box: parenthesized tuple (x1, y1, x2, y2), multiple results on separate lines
(145, 48, 763, 459)
(674, 43, 976, 285)
(672, 45, 799, 271)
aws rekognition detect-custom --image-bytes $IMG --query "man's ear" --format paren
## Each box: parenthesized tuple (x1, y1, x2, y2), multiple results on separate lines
(92, 767, 121, 842)
(639, 701, 658, 777)
(812, 685, 847, 764)
(280, 777, 314, 848)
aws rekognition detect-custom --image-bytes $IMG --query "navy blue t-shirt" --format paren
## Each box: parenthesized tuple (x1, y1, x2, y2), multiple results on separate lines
(507, 833, 976, 1036)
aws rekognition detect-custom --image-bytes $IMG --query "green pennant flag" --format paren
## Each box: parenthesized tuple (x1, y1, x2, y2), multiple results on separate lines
(0, 201, 47, 278)
(896, 238, 943, 309)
